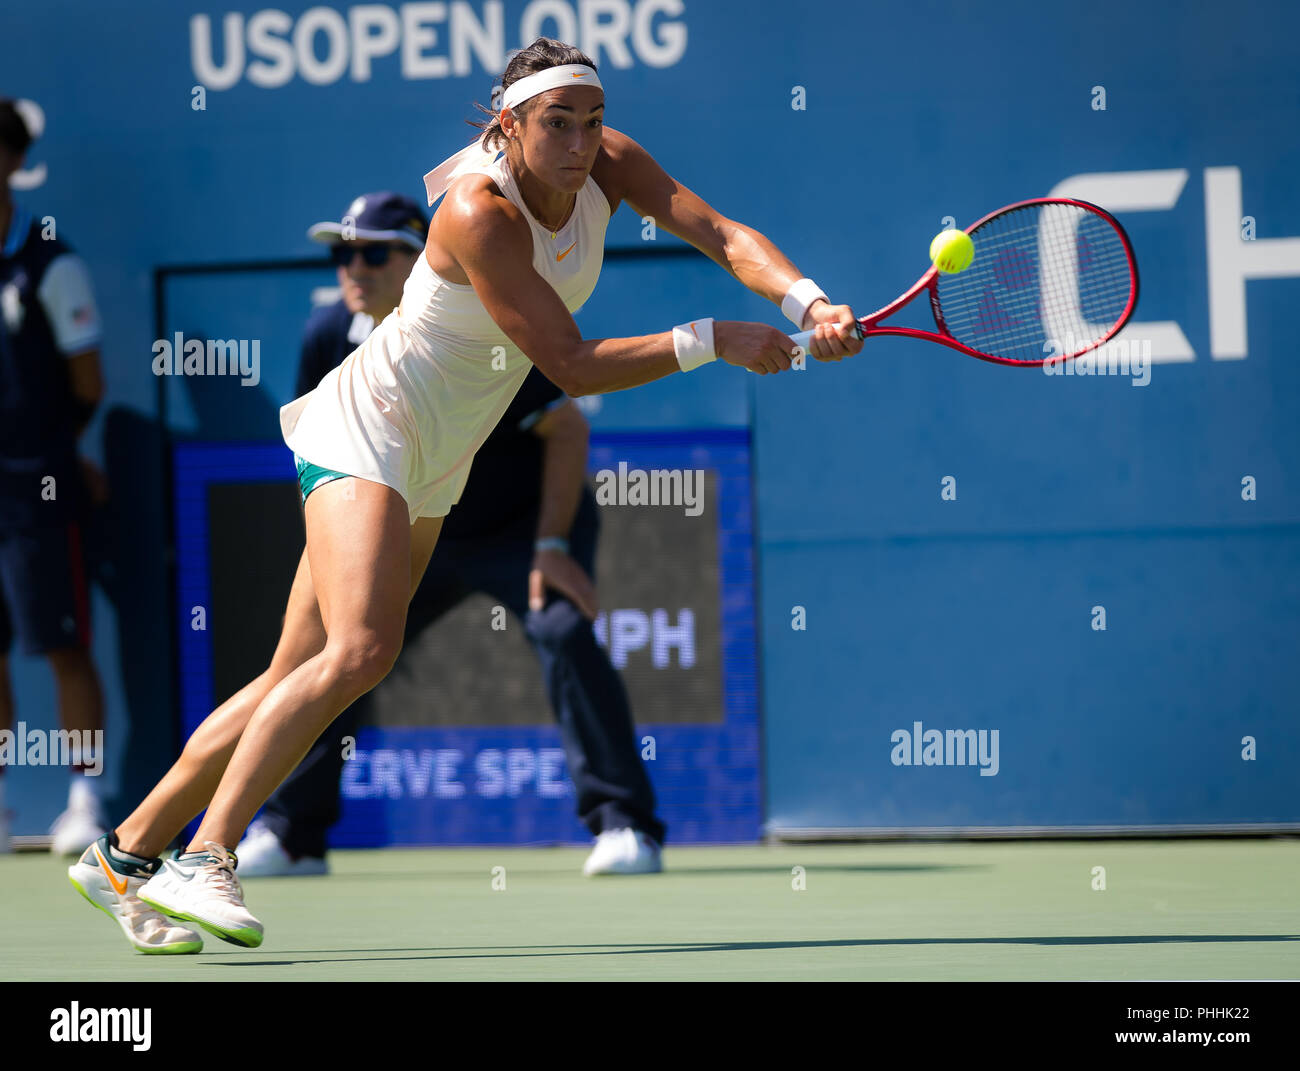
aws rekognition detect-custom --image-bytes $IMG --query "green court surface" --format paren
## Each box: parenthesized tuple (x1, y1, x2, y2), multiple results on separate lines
(3, 840, 1297, 981)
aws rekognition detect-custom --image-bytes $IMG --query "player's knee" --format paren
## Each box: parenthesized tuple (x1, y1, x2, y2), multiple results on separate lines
(324, 632, 402, 692)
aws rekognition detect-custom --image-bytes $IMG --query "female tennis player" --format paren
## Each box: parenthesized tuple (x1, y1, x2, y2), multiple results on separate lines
(67, 37, 863, 952)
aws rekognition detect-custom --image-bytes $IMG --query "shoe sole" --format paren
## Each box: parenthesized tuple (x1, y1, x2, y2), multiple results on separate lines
(137, 890, 263, 948)
(68, 874, 203, 955)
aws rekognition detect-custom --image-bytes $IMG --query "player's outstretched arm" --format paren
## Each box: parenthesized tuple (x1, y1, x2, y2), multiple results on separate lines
(602, 126, 863, 364)
(443, 177, 800, 395)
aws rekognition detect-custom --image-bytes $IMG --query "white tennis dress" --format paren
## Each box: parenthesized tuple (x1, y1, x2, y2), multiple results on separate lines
(279, 152, 611, 523)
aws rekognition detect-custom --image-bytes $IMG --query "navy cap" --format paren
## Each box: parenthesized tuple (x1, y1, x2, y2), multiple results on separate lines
(308, 192, 429, 250)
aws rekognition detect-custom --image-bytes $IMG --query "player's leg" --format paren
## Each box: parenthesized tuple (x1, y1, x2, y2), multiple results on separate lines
(68, 547, 328, 953)
(192, 494, 439, 846)
(136, 480, 438, 945)
(238, 515, 448, 876)
(235, 699, 365, 876)
(112, 547, 327, 860)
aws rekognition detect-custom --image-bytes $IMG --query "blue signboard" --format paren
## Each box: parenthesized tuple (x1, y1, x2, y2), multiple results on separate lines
(173, 432, 760, 844)
(3, 0, 1297, 836)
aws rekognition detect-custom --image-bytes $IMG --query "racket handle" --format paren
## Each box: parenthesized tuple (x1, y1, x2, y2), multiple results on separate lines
(788, 322, 864, 352)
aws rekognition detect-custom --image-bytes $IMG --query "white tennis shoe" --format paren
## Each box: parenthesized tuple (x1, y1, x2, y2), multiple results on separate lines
(68, 835, 204, 955)
(138, 841, 264, 947)
(583, 828, 663, 876)
(235, 821, 329, 877)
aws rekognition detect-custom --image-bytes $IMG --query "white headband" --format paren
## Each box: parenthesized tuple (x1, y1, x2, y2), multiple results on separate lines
(502, 64, 602, 111)
(423, 64, 603, 206)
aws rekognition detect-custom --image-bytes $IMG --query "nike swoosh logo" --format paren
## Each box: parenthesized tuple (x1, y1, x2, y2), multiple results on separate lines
(571, 72, 586, 78)
(168, 861, 196, 881)
(689, 322, 700, 340)
(556, 241, 578, 262)
(94, 846, 130, 896)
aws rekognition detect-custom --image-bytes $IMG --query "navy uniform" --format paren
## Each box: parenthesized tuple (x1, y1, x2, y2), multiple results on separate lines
(0, 203, 102, 657)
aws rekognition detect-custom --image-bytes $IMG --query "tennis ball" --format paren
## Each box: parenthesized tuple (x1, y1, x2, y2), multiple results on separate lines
(930, 228, 974, 274)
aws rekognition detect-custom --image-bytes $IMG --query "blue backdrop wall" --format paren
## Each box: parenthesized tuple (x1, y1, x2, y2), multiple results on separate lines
(2, 0, 1296, 835)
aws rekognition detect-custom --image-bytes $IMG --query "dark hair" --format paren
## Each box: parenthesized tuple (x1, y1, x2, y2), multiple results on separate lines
(468, 38, 597, 151)
(0, 99, 33, 156)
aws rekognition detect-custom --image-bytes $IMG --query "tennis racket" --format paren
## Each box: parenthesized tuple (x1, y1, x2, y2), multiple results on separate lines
(789, 198, 1139, 367)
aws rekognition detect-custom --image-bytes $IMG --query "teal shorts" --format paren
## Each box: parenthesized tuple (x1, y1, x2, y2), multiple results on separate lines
(294, 454, 351, 506)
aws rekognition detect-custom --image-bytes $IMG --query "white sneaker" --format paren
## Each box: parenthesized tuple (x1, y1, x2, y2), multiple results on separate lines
(235, 821, 328, 878)
(50, 801, 108, 857)
(583, 828, 663, 876)
(138, 841, 264, 947)
(68, 834, 204, 955)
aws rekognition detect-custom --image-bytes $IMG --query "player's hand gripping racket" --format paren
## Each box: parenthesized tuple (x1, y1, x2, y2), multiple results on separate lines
(790, 198, 1139, 366)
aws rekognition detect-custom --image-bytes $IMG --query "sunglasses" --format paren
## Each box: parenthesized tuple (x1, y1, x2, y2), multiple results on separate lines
(329, 243, 404, 267)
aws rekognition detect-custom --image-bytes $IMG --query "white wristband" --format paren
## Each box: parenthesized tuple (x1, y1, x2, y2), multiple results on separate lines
(672, 317, 717, 372)
(781, 278, 829, 329)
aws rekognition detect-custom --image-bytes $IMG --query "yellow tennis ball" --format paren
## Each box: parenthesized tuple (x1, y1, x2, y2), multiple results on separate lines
(930, 228, 974, 274)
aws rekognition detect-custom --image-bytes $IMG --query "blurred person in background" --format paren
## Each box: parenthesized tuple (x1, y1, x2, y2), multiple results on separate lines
(0, 97, 109, 855)
(234, 192, 666, 877)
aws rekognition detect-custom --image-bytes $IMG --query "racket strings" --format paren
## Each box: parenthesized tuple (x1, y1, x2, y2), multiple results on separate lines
(934, 204, 1134, 364)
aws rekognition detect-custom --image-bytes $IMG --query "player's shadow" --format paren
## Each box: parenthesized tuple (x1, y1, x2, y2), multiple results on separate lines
(205, 933, 1300, 968)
